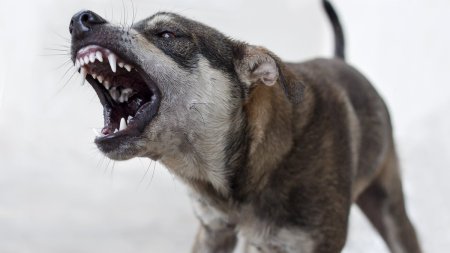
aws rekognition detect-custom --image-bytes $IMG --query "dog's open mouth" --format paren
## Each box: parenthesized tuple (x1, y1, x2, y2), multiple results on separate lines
(75, 45, 160, 144)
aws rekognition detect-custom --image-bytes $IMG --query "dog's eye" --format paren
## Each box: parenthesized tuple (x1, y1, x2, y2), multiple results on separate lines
(158, 31, 176, 39)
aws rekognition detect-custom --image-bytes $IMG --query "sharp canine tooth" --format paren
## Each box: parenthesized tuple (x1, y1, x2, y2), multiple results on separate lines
(104, 80, 111, 90)
(80, 67, 87, 86)
(124, 64, 132, 72)
(97, 75, 104, 83)
(118, 62, 124, 68)
(119, 118, 127, 131)
(75, 59, 80, 69)
(96, 51, 103, 62)
(84, 55, 89, 65)
(92, 73, 97, 79)
(89, 53, 96, 63)
(110, 87, 120, 101)
(80, 58, 85, 66)
(108, 54, 117, 73)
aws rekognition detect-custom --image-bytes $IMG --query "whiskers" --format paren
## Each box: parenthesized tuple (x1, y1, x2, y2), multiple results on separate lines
(45, 0, 140, 95)
(41, 31, 79, 96)
(92, 148, 160, 190)
(136, 158, 158, 190)
(105, 0, 138, 34)
(93, 150, 117, 178)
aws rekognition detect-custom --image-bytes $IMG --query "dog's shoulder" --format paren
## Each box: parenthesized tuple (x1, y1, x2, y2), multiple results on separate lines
(287, 58, 390, 127)
(287, 58, 384, 107)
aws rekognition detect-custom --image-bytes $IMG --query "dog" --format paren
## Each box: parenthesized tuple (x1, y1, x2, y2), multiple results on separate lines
(69, 1, 422, 252)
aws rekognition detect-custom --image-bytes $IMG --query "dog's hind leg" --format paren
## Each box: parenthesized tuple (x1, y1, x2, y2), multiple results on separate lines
(356, 147, 422, 253)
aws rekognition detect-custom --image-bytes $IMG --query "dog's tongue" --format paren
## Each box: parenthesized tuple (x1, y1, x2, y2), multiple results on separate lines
(101, 127, 116, 135)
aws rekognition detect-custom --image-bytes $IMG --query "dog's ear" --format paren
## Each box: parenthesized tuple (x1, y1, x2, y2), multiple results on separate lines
(233, 44, 304, 104)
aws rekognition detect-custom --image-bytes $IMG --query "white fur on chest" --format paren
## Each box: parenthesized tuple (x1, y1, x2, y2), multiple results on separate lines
(239, 220, 315, 253)
(191, 196, 315, 253)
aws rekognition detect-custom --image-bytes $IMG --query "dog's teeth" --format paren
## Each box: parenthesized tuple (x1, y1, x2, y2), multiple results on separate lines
(108, 53, 117, 73)
(104, 80, 111, 90)
(122, 88, 132, 102)
(118, 62, 124, 68)
(119, 91, 128, 103)
(124, 64, 132, 72)
(114, 128, 118, 133)
(96, 51, 103, 62)
(75, 59, 81, 69)
(80, 67, 87, 86)
(79, 58, 85, 66)
(110, 87, 120, 101)
(127, 116, 133, 124)
(119, 89, 129, 102)
(84, 55, 90, 65)
(119, 117, 127, 131)
(89, 53, 96, 63)
(92, 73, 97, 79)
(97, 75, 104, 83)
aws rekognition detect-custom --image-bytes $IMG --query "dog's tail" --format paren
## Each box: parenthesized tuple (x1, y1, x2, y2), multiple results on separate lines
(322, 0, 345, 60)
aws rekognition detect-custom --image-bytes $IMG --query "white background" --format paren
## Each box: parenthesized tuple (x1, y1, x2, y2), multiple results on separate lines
(0, 0, 449, 252)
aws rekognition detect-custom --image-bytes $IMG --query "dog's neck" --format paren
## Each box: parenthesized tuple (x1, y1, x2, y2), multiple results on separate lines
(241, 83, 300, 197)
(159, 81, 295, 204)
(236, 83, 294, 197)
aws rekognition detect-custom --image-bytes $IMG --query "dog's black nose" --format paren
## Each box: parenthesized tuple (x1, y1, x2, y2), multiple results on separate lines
(69, 10, 106, 39)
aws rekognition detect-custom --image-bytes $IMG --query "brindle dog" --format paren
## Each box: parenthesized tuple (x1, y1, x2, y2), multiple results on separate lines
(69, 1, 422, 252)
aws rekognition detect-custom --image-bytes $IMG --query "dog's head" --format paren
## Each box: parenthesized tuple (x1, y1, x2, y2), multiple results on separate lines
(70, 11, 302, 191)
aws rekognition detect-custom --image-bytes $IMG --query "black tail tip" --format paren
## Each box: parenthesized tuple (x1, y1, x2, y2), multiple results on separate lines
(322, 0, 345, 60)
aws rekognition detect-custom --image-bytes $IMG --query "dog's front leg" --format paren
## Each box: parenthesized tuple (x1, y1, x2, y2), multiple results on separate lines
(190, 195, 237, 253)
(191, 223, 237, 253)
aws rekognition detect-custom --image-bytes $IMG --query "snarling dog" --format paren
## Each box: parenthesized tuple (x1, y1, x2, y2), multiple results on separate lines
(69, 1, 422, 252)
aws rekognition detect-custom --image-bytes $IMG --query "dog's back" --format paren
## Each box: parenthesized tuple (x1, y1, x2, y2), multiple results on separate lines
(288, 58, 393, 198)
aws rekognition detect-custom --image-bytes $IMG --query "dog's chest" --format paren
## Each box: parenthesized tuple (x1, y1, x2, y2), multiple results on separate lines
(238, 214, 315, 253)
(192, 198, 315, 253)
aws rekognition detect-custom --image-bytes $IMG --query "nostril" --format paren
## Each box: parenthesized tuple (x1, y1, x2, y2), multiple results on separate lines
(81, 13, 90, 23)
(70, 10, 107, 38)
